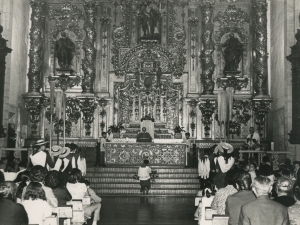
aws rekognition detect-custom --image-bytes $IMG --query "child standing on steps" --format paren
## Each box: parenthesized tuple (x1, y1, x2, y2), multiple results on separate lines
(138, 159, 151, 195)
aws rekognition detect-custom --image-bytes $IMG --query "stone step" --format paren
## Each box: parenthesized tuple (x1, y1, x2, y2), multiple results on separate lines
(85, 172, 199, 178)
(90, 183, 200, 189)
(87, 177, 199, 183)
(93, 188, 198, 195)
(87, 167, 198, 173)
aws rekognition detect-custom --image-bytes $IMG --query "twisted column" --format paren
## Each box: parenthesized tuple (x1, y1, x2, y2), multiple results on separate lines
(253, 2, 268, 96)
(27, 0, 45, 93)
(200, 2, 215, 95)
(82, 0, 96, 93)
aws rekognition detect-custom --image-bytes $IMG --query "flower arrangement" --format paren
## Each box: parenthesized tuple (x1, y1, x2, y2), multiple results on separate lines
(107, 122, 124, 133)
(173, 125, 185, 134)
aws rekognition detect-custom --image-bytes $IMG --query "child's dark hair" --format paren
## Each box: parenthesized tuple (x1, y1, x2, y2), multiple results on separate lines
(82, 179, 90, 186)
(202, 179, 216, 198)
(24, 182, 46, 201)
(5, 163, 15, 172)
(143, 159, 149, 165)
(15, 171, 30, 199)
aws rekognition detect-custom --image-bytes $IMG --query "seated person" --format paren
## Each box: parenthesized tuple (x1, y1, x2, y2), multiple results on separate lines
(44, 171, 72, 207)
(22, 182, 53, 225)
(14, 170, 30, 203)
(67, 169, 101, 225)
(273, 177, 295, 207)
(2, 163, 18, 181)
(22, 165, 58, 208)
(0, 181, 28, 225)
(245, 127, 260, 150)
(136, 127, 152, 142)
(225, 171, 256, 225)
(83, 179, 102, 203)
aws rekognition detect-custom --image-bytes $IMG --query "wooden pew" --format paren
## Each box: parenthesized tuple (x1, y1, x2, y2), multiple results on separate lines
(44, 213, 59, 225)
(212, 215, 229, 225)
(205, 207, 218, 220)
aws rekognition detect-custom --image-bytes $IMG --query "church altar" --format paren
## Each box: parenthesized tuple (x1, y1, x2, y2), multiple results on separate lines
(105, 142, 186, 166)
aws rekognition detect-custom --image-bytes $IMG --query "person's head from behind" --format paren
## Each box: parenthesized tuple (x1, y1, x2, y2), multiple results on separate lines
(68, 168, 82, 184)
(249, 162, 257, 172)
(24, 182, 46, 201)
(143, 159, 149, 166)
(102, 132, 107, 139)
(225, 170, 236, 186)
(252, 176, 272, 197)
(185, 132, 190, 139)
(275, 177, 292, 196)
(281, 169, 291, 179)
(45, 171, 61, 189)
(202, 179, 216, 198)
(236, 171, 252, 191)
(30, 165, 47, 183)
(5, 163, 15, 172)
(0, 181, 17, 201)
(285, 158, 292, 165)
(262, 156, 270, 164)
(142, 127, 146, 133)
(293, 182, 300, 201)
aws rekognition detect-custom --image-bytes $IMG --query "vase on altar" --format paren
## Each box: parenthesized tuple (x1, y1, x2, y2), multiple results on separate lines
(174, 133, 182, 139)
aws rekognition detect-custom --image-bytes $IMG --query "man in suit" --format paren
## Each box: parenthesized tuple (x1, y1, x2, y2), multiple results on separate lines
(226, 171, 256, 225)
(238, 176, 289, 225)
(136, 127, 152, 142)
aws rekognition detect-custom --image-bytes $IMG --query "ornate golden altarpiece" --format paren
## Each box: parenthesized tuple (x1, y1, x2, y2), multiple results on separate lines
(21, 0, 273, 161)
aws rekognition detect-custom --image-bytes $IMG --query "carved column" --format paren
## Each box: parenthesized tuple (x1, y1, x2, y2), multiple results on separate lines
(78, 97, 98, 136)
(251, 99, 271, 138)
(188, 99, 198, 138)
(253, 2, 268, 97)
(286, 29, 300, 144)
(82, 0, 96, 93)
(0, 25, 12, 132)
(97, 98, 108, 134)
(200, 2, 215, 95)
(199, 99, 216, 138)
(27, 0, 45, 93)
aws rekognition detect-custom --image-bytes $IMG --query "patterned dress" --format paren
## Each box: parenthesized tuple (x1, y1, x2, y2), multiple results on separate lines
(211, 185, 238, 215)
(288, 201, 300, 225)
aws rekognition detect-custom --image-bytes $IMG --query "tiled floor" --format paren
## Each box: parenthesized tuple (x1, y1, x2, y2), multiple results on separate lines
(89, 196, 197, 225)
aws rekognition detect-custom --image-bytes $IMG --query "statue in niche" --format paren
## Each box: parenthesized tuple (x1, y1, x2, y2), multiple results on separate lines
(139, 3, 160, 40)
(55, 31, 75, 69)
(222, 33, 243, 74)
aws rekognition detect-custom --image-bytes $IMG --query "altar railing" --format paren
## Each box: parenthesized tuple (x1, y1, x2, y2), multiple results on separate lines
(238, 150, 291, 171)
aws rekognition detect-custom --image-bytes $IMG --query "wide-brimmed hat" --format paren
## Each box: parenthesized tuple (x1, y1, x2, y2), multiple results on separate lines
(59, 147, 71, 158)
(214, 142, 234, 154)
(34, 139, 48, 146)
(51, 145, 63, 156)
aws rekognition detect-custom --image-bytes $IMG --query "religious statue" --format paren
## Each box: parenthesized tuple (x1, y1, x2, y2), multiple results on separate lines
(55, 31, 75, 69)
(222, 33, 243, 74)
(139, 3, 160, 39)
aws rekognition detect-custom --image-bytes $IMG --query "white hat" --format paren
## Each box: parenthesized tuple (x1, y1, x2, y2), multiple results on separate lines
(51, 145, 63, 156)
(34, 139, 48, 146)
(221, 142, 234, 153)
(59, 147, 71, 158)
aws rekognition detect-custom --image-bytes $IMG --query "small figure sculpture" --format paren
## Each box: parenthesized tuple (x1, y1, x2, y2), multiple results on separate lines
(222, 33, 243, 74)
(139, 3, 160, 39)
(55, 31, 75, 69)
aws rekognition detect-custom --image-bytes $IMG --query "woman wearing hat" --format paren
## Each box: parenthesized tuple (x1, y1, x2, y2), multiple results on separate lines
(28, 140, 55, 169)
(212, 142, 235, 189)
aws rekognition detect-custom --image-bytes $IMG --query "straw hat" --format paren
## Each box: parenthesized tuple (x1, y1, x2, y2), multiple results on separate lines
(214, 142, 234, 154)
(59, 147, 71, 158)
(51, 145, 63, 156)
(34, 139, 48, 146)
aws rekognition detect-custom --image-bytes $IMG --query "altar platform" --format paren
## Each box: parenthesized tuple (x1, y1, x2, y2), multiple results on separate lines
(105, 142, 186, 166)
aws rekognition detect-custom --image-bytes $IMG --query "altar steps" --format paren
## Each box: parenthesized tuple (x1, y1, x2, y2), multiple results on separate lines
(85, 167, 200, 196)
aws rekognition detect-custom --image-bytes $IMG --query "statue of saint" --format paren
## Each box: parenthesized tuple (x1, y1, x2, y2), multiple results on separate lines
(139, 4, 160, 39)
(55, 31, 75, 69)
(222, 33, 243, 74)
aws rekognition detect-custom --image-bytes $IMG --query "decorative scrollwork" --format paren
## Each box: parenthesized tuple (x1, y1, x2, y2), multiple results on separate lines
(66, 97, 81, 124)
(251, 99, 272, 137)
(200, 2, 215, 95)
(23, 94, 46, 136)
(82, 0, 96, 93)
(48, 3, 84, 39)
(27, 0, 46, 93)
(188, 99, 198, 137)
(49, 74, 81, 92)
(214, 4, 249, 43)
(229, 100, 251, 136)
(216, 76, 249, 91)
(78, 97, 98, 136)
(97, 98, 108, 133)
(253, 2, 268, 96)
(199, 99, 216, 138)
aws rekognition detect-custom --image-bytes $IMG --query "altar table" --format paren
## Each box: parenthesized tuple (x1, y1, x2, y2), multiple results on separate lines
(105, 142, 186, 166)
